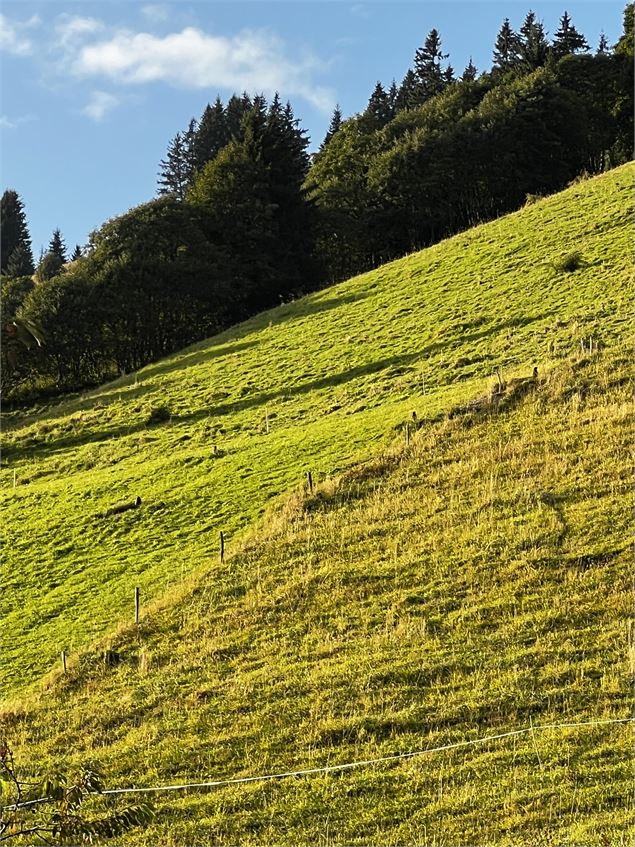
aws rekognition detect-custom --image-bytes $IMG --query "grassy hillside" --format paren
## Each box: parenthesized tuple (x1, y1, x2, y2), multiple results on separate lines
(1, 165, 633, 843)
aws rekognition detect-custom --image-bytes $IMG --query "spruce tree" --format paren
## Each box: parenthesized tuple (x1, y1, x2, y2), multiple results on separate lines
(461, 57, 478, 82)
(364, 82, 392, 126)
(596, 31, 610, 54)
(321, 105, 343, 149)
(48, 228, 67, 263)
(158, 132, 190, 199)
(71, 244, 82, 261)
(519, 11, 550, 71)
(1, 190, 34, 275)
(387, 80, 399, 117)
(492, 18, 522, 74)
(552, 11, 589, 59)
(395, 69, 418, 112)
(413, 29, 449, 104)
(6, 244, 35, 278)
(194, 98, 228, 170)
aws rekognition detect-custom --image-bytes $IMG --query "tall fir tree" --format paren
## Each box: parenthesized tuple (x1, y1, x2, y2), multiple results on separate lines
(48, 228, 67, 263)
(492, 18, 522, 74)
(321, 105, 343, 149)
(1, 190, 34, 276)
(157, 132, 190, 199)
(552, 11, 589, 59)
(387, 80, 399, 117)
(71, 244, 83, 261)
(518, 11, 550, 71)
(194, 98, 228, 172)
(461, 57, 478, 82)
(395, 69, 418, 112)
(364, 82, 392, 126)
(6, 244, 35, 277)
(596, 31, 610, 54)
(413, 29, 450, 104)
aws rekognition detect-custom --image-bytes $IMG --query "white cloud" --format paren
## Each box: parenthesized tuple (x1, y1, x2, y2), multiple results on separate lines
(141, 5, 170, 24)
(0, 113, 36, 129)
(0, 13, 36, 56)
(71, 26, 335, 112)
(82, 90, 120, 121)
(55, 14, 104, 48)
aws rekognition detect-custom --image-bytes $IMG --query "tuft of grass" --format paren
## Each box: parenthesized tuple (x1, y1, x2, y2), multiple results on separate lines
(553, 251, 585, 273)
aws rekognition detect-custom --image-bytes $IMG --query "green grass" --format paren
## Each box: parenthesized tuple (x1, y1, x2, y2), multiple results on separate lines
(1, 164, 633, 844)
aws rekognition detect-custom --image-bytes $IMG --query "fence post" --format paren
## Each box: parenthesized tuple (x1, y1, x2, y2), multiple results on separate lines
(220, 531, 225, 563)
(307, 471, 313, 494)
(134, 586, 140, 625)
(61, 650, 67, 674)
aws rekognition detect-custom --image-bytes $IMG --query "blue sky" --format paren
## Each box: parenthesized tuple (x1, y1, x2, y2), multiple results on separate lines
(1, 1, 624, 258)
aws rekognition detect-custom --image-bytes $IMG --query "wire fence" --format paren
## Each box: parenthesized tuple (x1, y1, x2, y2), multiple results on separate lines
(6, 715, 633, 812)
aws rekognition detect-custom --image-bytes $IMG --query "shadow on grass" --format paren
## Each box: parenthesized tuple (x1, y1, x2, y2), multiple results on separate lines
(6, 311, 555, 464)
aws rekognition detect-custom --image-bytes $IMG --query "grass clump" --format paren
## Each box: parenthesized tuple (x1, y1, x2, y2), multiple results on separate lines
(553, 251, 585, 273)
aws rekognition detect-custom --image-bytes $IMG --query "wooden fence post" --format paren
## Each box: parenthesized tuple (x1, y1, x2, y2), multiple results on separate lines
(307, 471, 313, 494)
(134, 586, 140, 625)
(220, 531, 225, 563)
(61, 650, 67, 674)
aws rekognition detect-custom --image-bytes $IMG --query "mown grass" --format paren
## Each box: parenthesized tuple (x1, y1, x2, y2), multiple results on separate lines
(0, 164, 633, 844)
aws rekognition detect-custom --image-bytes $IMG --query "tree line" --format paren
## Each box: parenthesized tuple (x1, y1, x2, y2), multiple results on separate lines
(2, 6, 633, 403)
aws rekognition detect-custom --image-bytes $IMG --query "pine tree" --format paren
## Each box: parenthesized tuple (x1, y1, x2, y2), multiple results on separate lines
(321, 105, 343, 149)
(413, 29, 449, 103)
(1, 190, 34, 275)
(519, 11, 550, 71)
(387, 80, 399, 117)
(71, 244, 82, 261)
(225, 93, 251, 140)
(596, 31, 610, 54)
(48, 228, 67, 263)
(183, 118, 199, 182)
(461, 57, 478, 82)
(492, 18, 522, 74)
(158, 132, 190, 199)
(552, 11, 589, 59)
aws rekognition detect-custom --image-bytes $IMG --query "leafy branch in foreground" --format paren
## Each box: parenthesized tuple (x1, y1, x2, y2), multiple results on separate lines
(0, 739, 153, 844)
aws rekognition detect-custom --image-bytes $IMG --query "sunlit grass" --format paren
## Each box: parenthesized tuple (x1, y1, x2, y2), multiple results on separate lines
(1, 164, 633, 844)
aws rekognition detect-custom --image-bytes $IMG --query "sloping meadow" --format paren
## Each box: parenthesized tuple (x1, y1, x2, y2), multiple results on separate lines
(3, 342, 633, 844)
(1, 164, 633, 841)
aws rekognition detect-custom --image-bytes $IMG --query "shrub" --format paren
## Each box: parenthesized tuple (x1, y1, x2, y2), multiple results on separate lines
(553, 251, 584, 273)
(146, 403, 171, 425)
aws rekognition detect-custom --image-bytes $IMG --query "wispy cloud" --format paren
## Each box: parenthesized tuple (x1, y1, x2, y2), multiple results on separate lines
(141, 5, 170, 24)
(0, 113, 37, 129)
(70, 25, 335, 112)
(55, 14, 104, 48)
(82, 90, 120, 121)
(0, 12, 40, 56)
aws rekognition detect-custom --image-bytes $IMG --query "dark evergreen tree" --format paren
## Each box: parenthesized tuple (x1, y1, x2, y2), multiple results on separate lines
(158, 132, 190, 199)
(462, 57, 478, 82)
(519, 11, 550, 71)
(597, 31, 610, 55)
(71, 244, 83, 261)
(387, 80, 399, 117)
(364, 82, 392, 126)
(395, 69, 418, 112)
(183, 118, 199, 182)
(413, 29, 450, 103)
(1, 190, 33, 275)
(321, 105, 343, 149)
(194, 98, 228, 172)
(552, 11, 589, 59)
(6, 244, 34, 277)
(225, 93, 251, 139)
(492, 18, 522, 74)
(48, 228, 67, 263)
(444, 64, 456, 85)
